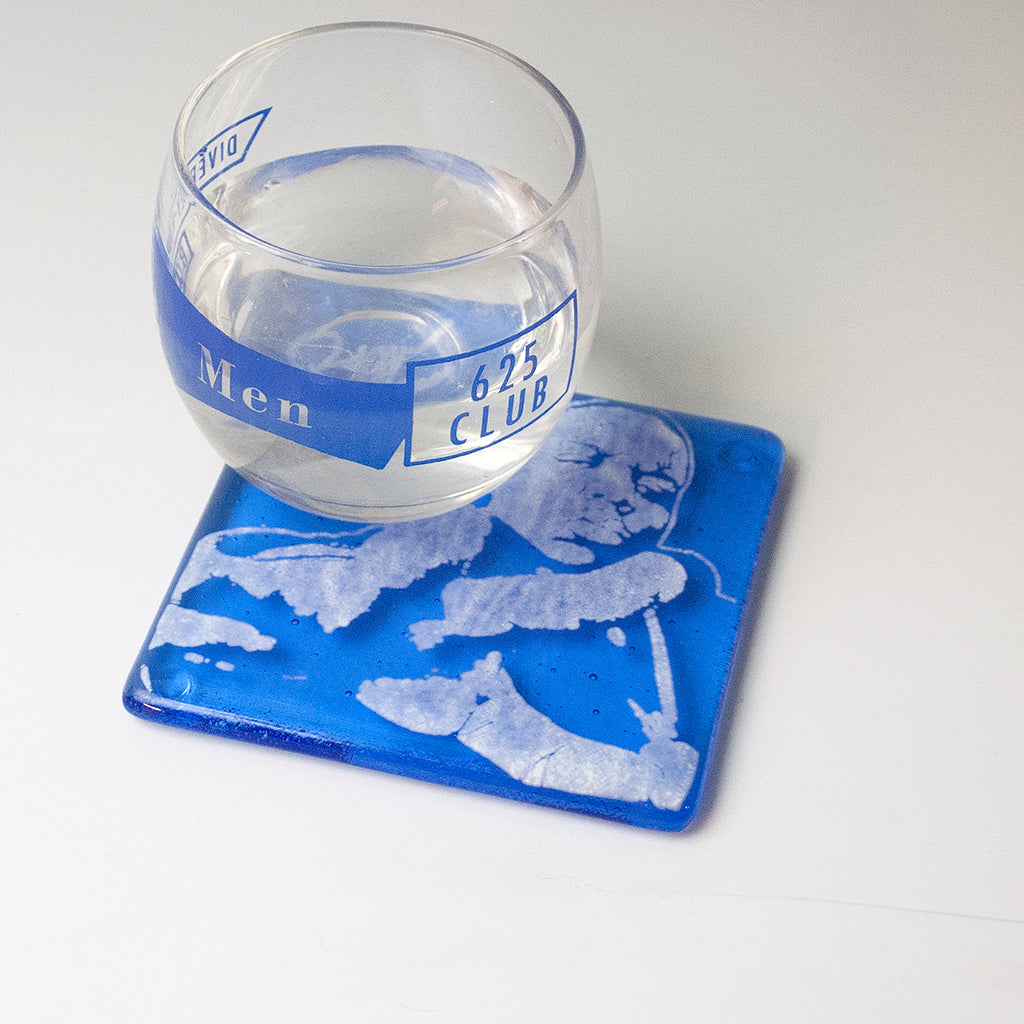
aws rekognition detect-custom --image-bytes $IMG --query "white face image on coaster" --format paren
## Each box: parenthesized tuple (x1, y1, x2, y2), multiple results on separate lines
(126, 395, 784, 831)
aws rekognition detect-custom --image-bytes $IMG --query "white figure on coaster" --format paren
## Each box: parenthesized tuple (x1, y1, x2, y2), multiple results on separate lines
(152, 399, 728, 812)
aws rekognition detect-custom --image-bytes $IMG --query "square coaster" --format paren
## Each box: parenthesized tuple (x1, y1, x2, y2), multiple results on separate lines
(124, 395, 784, 830)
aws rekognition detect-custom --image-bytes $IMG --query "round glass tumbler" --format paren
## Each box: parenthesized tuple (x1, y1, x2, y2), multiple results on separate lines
(153, 22, 600, 521)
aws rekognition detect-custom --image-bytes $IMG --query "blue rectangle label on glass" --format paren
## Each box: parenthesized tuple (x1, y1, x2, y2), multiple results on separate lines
(153, 243, 576, 471)
(406, 293, 577, 465)
(187, 109, 271, 191)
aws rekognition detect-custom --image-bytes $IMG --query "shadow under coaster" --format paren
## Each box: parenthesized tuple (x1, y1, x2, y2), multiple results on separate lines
(124, 394, 785, 830)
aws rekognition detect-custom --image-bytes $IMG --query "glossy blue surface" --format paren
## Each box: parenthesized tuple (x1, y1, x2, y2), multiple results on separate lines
(124, 395, 784, 829)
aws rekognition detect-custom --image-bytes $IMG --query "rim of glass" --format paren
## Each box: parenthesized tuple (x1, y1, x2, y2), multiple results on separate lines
(172, 21, 588, 275)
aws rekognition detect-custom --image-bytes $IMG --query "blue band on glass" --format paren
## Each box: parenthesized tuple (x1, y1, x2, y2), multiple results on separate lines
(153, 244, 414, 469)
(154, 242, 577, 470)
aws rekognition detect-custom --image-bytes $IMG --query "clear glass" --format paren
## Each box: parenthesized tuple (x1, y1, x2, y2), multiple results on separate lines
(153, 22, 600, 521)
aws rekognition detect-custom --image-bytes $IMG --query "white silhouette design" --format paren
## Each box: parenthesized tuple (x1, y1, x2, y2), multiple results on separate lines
(149, 399, 729, 812)
(357, 650, 698, 812)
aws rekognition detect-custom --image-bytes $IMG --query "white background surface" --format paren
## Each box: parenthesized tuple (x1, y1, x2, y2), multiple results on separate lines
(3, 1, 1022, 1020)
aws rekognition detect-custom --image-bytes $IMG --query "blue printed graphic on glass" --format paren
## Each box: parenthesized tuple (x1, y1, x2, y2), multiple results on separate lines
(154, 245, 576, 471)
(187, 109, 271, 190)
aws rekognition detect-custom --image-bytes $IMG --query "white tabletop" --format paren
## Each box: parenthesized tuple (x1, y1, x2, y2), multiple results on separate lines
(4, 2, 1022, 1020)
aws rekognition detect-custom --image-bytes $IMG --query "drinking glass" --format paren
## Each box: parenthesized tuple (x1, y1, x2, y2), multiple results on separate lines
(153, 22, 600, 521)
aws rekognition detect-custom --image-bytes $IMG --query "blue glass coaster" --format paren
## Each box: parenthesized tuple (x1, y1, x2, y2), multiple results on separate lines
(124, 395, 784, 830)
